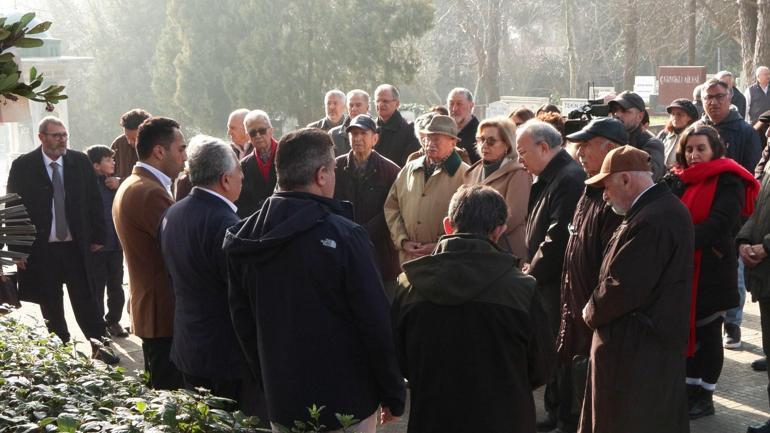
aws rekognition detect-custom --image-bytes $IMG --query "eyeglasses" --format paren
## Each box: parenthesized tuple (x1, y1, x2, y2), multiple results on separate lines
(44, 132, 68, 140)
(703, 93, 728, 102)
(248, 127, 269, 137)
(476, 136, 500, 146)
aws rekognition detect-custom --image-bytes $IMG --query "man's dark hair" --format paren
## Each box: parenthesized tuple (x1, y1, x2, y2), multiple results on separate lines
(136, 117, 180, 159)
(120, 109, 152, 130)
(85, 144, 115, 164)
(448, 185, 508, 235)
(276, 128, 334, 191)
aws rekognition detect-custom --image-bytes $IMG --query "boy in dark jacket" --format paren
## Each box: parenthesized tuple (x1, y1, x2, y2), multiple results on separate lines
(85, 145, 128, 338)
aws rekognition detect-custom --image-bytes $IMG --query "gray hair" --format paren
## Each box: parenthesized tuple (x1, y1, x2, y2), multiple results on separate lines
(187, 134, 238, 187)
(448, 185, 507, 235)
(517, 120, 562, 149)
(757, 66, 770, 77)
(39, 116, 65, 134)
(715, 70, 733, 80)
(244, 109, 272, 128)
(325, 89, 346, 104)
(276, 128, 335, 191)
(448, 87, 474, 103)
(702, 77, 731, 95)
(375, 84, 400, 101)
(228, 108, 249, 123)
(347, 89, 370, 105)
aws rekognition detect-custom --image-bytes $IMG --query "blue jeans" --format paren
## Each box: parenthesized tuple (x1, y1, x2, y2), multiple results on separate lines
(725, 259, 746, 327)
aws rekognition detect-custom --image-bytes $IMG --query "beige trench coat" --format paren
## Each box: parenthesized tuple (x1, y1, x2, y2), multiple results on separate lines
(384, 152, 468, 264)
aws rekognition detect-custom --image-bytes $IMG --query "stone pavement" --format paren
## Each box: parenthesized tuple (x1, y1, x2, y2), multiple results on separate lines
(14, 285, 770, 433)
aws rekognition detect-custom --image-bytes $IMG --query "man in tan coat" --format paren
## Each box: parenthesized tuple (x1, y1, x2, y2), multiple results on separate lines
(113, 117, 187, 390)
(385, 115, 469, 264)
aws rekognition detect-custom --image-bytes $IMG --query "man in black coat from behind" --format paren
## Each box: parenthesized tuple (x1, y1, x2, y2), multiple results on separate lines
(6, 116, 116, 363)
(392, 184, 555, 433)
(516, 120, 586, 432)
(225, 128, 405, 432)
(160, 136, 263, 416)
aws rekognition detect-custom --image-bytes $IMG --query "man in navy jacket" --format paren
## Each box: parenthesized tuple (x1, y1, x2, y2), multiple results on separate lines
(225, 128, 405, 432)
(160, 136, 262, 415)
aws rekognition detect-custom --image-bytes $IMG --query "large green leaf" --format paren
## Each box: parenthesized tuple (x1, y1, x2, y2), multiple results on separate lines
(13, 37, 43, 49)
(18, 13, 35, 30)
(0, 29, 10, 41)
(27, 21, 51, 35)
(0, 72, 19, 92)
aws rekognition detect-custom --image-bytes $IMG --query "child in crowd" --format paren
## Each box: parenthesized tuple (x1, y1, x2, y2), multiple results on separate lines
(85, 145, 128, 338)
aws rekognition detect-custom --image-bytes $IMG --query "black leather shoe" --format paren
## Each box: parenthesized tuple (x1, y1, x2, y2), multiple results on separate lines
(689, 389, 714, 419)
(107, 322, 129, 338)
(91, 341, 120, 365)
(686, 384, 700, 409)
(748, 419, 770, 433)
(536, 413, 557, 432)
(752, 358, 768, 372)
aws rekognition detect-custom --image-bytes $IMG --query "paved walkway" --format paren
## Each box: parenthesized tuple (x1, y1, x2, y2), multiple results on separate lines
(14, 286, 770, 433)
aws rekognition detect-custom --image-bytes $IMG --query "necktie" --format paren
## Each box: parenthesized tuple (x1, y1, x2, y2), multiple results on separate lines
(50, 161, 69, 241)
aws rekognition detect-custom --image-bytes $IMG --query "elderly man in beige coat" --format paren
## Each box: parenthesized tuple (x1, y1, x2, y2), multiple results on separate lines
(384, 115, 469, 264)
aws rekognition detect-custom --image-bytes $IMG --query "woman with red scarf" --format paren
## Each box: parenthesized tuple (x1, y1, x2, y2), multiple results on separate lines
(666, 124, 760, 420)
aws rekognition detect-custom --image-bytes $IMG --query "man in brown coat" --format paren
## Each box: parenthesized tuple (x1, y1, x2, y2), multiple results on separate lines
(111, 109, 151, 179)
(555, 118, 626, 432)
(113, 117, 187, 390)
(579, 146, 693, 433)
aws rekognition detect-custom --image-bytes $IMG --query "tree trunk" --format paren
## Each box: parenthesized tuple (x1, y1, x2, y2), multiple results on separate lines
(481, 0, 502, 103)
(755, 0, 770, 74)
(687, 0, 696, 65)
(565, 0, 578, 97)
(622, 1, 638, 90)
(738, 0, 758, 86)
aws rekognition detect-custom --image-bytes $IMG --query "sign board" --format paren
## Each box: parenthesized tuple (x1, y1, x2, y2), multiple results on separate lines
(633, 76, 656, 102)
(561, 98, 588, 115)
(588, 87, 616, 100)
(657, 66, 707, 107)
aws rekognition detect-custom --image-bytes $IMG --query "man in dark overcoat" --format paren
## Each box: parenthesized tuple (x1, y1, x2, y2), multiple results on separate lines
(6, 116, 115, 362)
(579, 145, 693, 433)
(334, 114, 401, 300)
(556, 118, 626, 432)
(515, 119, 585, 431)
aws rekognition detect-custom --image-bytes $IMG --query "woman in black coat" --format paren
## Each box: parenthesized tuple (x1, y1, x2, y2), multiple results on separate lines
(666, 124, 759, 419)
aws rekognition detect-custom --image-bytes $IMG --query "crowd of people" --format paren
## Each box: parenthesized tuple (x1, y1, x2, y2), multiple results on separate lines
(6, 65, 770, 433)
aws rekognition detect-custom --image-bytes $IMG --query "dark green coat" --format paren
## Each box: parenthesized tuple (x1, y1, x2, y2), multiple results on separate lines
(738, 163, 770, 301)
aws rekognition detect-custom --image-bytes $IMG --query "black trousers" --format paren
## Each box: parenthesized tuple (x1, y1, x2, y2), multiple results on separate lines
(141, 337, 182, 390)
(686, 316, 725, 385)
(35, 242, 105, 343)
(91, 249, 125, 325)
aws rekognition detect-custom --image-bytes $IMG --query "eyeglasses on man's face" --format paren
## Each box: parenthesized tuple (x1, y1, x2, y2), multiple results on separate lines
(248, 127, 269, 137)
(44, 132, 68, 140)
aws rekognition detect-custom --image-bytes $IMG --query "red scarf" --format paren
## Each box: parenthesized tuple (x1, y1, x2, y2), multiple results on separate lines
(254, 138, 278, 182)
(674, 158, 759, 357)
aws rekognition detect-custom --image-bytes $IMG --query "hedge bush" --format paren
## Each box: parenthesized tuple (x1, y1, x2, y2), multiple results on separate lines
(0, 313, 361, 433)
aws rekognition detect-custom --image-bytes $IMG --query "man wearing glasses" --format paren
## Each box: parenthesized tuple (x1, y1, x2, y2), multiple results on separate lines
(697, 77, 763, 354)
(6, 116, 119, 364)
(234, 110, 278, 218)
(373, 84, 420, 167)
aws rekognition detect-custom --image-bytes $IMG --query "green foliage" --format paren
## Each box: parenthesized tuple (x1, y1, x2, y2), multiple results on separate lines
(0, 314, 263, 432)
(0, 313, 363, 433)
(152, 0, 434, 130)
(0, 12, 66, 110)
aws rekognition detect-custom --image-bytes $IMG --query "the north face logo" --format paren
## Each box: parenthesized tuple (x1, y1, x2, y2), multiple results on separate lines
(320, 238, 337, 249)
